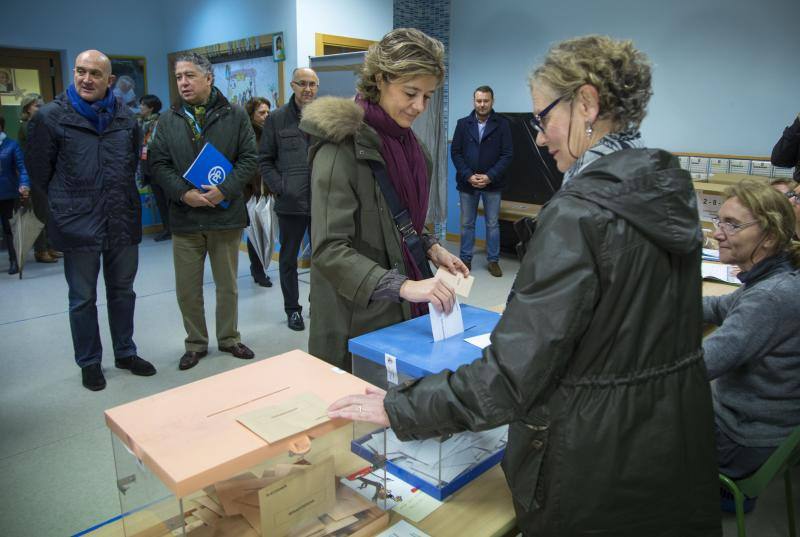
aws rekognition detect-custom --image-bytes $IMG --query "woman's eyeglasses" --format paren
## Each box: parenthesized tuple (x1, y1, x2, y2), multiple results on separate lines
(710, 216, 759, 235)
(530, 95, 566, 134)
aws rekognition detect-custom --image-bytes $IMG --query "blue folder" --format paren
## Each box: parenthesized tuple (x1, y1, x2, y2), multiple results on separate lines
(183, 142, 232, 208)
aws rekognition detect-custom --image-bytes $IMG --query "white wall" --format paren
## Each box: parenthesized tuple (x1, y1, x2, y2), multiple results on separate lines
(295, 0, 393, 67)
(449, 0, 800, 155)
(2, 0, 172, 103)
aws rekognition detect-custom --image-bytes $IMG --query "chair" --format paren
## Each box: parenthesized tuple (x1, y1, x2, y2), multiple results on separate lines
(719, 425, 800, 537)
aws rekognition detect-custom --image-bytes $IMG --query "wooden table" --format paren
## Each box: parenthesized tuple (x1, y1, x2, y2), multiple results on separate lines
(478, 200, 542, 222)
(389, 465, 516, 537)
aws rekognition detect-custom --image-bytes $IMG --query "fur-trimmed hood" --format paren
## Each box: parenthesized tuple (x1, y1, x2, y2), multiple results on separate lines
(299, 96, 366, 143)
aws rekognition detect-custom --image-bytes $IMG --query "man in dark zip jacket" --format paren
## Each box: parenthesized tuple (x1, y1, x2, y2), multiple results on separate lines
(149, 52, 258, 371)
(26, 49, 156, 392)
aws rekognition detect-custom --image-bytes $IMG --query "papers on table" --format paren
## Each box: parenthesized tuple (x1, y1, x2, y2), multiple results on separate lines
(375, 520, 432, 537)
(701, 262, 740, 284)
(391, 489, 443, 523)
(429, 299, 463, 342)
(237, 393, 330, 444)
(340, 469, 442, 522)
(360, 427, 508, 485)
(464, 332, 492, 349)
(702, 248, 720, 262)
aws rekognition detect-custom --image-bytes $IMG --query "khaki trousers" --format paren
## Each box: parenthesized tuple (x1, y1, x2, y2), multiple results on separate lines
(172, 229, 242, 351)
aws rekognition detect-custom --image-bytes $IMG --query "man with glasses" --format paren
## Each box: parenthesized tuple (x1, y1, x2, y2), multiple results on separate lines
(149, 52, 258, 372)
(259, 67, 319, 331)
(451, 86, 513, 277)
(770, 178, 800, 238)
(26, 50, 156, 391)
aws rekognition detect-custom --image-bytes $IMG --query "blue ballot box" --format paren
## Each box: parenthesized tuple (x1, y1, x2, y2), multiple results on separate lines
(348, 304, 507, 500)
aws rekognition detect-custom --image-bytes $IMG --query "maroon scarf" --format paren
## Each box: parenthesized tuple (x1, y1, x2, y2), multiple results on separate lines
(358, 95, 430, 317)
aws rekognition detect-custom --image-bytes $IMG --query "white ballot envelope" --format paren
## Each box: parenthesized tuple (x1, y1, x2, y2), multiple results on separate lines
(429, 299, 464, 342)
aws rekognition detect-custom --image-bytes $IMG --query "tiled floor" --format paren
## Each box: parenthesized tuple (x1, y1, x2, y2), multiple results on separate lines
(0, 238, 796, 536)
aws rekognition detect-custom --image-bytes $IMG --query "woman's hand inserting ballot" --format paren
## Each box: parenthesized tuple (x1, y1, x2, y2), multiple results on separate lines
(399, 277, 456, 313)
(327, 386, 390, 426)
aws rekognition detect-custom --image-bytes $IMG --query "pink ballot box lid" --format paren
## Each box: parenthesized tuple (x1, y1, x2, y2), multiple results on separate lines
(104, 350, 371, 497)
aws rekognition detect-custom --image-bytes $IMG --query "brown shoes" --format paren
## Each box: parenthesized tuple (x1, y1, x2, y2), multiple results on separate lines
(179, 350, 208, 370)
(219, 343, 255, 360)
(488, 261, 503, 277)
(48, 249, 64, 258)
(35, 251, 58, 263)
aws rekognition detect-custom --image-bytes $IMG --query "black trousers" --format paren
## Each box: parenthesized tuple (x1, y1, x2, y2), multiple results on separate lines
(277, 214, 310, 314)
(150, 182, 170, 232)
(247, 238, 266, 277)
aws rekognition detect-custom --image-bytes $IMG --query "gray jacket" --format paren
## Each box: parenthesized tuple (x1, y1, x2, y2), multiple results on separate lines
(258, 97, 310, 216)
(703, 252, 800, 447)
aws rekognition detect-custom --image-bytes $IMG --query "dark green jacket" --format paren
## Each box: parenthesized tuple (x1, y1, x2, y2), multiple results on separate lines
(300, 96, 431, 370)
(385, 149, 721, 536)
(148, 89, 257, 233)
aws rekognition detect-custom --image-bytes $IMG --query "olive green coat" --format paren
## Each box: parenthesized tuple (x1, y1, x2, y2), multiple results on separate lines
(300, 97, 431, 370)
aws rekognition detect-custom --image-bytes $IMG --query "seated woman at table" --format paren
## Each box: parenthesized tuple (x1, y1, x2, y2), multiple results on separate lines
(703, 180, 800, 480)
(329, 35, 722, 536)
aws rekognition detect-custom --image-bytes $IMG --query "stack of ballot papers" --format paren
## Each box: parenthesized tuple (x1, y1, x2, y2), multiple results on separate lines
(359, 427, 508, 485)
(701, 261, 740, 284)
(171, 456, 388, 537)
(702, 248, 720, 261)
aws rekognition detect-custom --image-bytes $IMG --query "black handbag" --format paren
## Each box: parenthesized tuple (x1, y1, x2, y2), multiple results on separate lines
(367, 160, 433, 279)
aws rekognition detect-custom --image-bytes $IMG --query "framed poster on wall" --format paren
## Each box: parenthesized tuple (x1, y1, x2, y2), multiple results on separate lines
(0, 67, 16, 94)
(109, 56, 147, 113)
(168, 33, 285, 108)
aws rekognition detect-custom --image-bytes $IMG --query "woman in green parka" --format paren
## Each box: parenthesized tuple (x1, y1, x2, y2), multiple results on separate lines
(300, 28, 469, 371)
(330, 35, 722, 536)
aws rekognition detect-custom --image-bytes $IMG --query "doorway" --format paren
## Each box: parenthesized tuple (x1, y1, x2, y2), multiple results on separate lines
(0, 47, 63, 141)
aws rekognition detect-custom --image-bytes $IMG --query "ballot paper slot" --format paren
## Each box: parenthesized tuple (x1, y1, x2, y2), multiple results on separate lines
(351, 426, 508, 501)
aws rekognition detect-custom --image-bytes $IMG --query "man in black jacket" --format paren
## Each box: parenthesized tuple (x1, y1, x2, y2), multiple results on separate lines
(258, 67, 318, 331)
(26, 49, 156, 391)
(149, 53, 258, 371)
(771, 112, 800, 183)
(451, 86, 513, 277)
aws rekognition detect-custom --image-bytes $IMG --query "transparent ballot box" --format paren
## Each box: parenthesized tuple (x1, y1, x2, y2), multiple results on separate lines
(348, 304, 507, 500)
(105, 350, 389, 537)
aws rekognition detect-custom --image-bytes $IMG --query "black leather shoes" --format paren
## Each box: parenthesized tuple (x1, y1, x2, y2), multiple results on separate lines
(81, 363, 106, 391)
(219, 343, 255, 360)
(179, 350, 207, 370)
(115, 355, 157, 376)
(253, 273, 273, 287)
(287, 312, 305, 331)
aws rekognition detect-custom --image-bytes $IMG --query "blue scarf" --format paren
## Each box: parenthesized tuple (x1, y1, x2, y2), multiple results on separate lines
(67, 83, 117, 133)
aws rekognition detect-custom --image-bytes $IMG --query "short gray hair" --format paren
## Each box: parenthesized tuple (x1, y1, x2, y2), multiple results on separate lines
(175, 52, 213, 77)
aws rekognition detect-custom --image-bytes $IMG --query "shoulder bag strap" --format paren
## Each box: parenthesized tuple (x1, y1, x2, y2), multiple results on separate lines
(367, 159, 433, 279)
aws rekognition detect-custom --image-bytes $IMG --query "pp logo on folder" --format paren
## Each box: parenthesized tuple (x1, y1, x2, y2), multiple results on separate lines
(208, 165, 226, 185)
